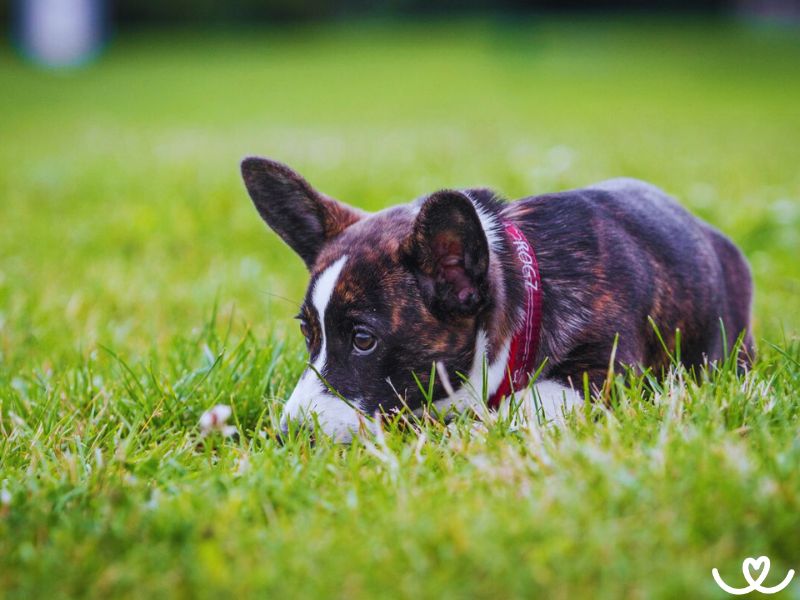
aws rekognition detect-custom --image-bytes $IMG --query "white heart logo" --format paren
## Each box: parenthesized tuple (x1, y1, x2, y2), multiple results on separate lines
(713, 555, 795, 595)
(743, 556, 770, 587)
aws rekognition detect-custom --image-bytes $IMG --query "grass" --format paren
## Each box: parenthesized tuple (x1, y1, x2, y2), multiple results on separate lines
(1, 17, 800, 599)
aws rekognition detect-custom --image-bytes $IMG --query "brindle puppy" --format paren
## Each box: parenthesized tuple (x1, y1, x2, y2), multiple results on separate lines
(241, 157, 753, 442)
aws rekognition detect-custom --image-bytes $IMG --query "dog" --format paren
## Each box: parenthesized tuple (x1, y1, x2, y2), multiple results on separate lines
(241, 157, 754, 442)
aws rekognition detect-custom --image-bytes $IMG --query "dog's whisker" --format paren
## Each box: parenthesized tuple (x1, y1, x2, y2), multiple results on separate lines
(256, 288, 300, 309)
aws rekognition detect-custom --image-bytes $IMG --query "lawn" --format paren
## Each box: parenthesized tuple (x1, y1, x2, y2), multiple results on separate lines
(1, 17, 800, 599)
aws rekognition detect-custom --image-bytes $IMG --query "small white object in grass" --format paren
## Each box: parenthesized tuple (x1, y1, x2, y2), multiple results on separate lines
(234, 453, 250, 476)
(199, 404, 237, 437)
(1, 487, 11, 506)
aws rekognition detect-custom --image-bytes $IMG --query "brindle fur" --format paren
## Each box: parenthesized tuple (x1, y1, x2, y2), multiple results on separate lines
(242, 158, 753, 415)
(504, 179, 754, 390)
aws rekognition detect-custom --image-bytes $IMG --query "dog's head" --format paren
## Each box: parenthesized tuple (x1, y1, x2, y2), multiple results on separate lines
(241, 157, 504, 442)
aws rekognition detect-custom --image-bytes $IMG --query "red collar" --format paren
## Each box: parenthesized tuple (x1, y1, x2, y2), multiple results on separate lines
(487, 220, 543, 409)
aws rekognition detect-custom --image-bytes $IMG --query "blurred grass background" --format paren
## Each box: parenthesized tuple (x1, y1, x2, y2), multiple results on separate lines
(1, 15, 800, 599)
(1, 19, 799, 368)
(0, 20, 800, 366)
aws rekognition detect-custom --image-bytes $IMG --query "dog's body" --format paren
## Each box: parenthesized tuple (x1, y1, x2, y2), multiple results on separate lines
(241, 158, 753, 442)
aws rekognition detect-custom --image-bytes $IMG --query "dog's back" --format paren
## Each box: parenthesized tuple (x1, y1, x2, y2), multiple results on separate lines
(506, 178, 753, 383)
(591, 178, 754, 364)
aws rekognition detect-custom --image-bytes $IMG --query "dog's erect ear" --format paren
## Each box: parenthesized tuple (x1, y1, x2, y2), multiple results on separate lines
(406, 190, 490, 319)
(241, 157, 363, 269)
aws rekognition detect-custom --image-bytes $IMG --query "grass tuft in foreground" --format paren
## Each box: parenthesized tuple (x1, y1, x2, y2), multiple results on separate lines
(1, 313, 799, 597)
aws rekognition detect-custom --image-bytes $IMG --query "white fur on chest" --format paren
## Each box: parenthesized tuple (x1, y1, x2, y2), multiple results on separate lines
(427, 329, 583, 425)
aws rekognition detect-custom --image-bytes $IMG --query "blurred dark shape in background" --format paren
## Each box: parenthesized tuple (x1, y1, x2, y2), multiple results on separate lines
(737, 0, 800, 20)
(111, 0, 734, 23)
(106, 0, 800, 23)
(5, 0, 800, 26)
(5, 0, 799, 68)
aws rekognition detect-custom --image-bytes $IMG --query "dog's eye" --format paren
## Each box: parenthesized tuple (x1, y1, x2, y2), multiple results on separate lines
(352, 328, 377, 355)
(299, 320, 311, 341)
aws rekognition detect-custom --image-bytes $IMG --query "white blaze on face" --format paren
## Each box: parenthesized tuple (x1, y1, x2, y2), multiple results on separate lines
(281, 255, 364, 443)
